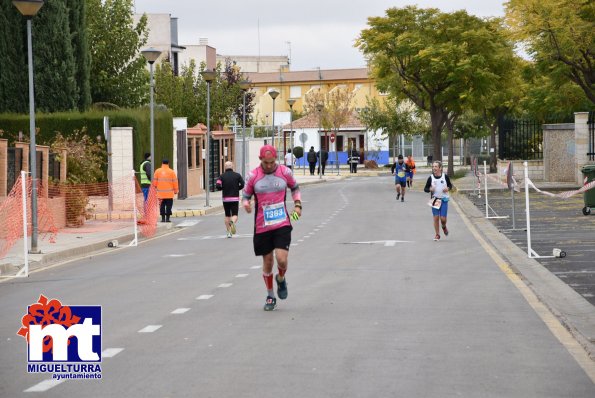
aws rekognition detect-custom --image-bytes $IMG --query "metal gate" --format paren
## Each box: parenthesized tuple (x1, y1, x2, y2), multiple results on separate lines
(588, 111, 595, 161)
(209, 140, 220, 192)
(498, 117, 543, 160)
(176, 130, 188, 199)
(7, 148, 22, 195)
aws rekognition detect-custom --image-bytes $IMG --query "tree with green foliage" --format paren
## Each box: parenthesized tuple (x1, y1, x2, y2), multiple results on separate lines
(0, 0, 27, 113)
(506, 0, 594, 104)
(357, 7, 519, 165)
(87, 0, 149, 107)
(67, 0, 91, 111)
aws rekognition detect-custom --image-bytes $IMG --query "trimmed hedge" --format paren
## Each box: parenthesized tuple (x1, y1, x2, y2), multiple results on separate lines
(0, 108, 173, 177)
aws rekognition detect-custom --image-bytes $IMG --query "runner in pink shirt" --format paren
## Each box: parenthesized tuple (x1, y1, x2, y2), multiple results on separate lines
(243, 145, 302, 311)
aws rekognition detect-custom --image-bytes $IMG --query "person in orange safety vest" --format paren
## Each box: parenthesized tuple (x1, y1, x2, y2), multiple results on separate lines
(153, 159, 179, 222)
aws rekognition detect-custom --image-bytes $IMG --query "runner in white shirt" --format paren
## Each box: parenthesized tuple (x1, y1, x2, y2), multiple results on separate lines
(424, 161, 453, 241)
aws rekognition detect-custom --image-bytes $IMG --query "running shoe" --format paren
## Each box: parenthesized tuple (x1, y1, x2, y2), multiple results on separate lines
(442, 225, 449, 236)
(396, 192, 400, 200)
(230, 221, 236, 235)
(263, 296, 277, 311)
(433, 234, 440, 241)
(401, 197, 404, 202)
(227, 231, 232, 238)
(276, 274, 288, 300)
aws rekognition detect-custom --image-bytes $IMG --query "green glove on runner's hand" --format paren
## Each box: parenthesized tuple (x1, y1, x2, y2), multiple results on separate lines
(290, 211, 300, 221)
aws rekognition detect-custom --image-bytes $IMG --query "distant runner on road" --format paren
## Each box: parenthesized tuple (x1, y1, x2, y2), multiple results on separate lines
(243, 145, 302, 311)
(424, 160, 452, 241)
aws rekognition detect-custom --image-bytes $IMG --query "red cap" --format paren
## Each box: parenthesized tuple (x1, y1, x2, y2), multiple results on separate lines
(259, 145, 277, 159)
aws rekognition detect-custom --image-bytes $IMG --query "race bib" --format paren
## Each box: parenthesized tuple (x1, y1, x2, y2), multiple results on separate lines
(263, 202, 286, 227)
(428, 197, 442, 209)
(398, 171, 406, 178)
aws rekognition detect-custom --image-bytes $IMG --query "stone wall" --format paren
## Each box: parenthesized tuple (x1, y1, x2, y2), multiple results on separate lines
(543, 124, 575, 182)
(498, 159, 544, 181)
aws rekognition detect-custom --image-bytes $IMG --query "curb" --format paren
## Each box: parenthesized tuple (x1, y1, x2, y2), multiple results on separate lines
(454, 191, 595, 359)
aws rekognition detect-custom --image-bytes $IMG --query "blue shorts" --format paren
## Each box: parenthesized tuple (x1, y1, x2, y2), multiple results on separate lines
(406, 172, 414, 179)
(395, 177, 407, 187)
(431, 200, 449, 217)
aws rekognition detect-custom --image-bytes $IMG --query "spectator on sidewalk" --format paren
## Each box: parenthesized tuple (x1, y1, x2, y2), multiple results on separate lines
(139, 153, 151, 201)
(348, 147, 359, 173)
(317, 149, 328, 176)
(153, 159, 178, 223)
(216, 161, 245, 238)
(284, 149, 296, 172)
(307, 146, 317, 176)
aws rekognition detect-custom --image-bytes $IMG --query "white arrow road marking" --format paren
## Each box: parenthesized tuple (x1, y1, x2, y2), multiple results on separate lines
(347, 240, 413, 246)
(171, 308, 191, 314)
(176, 220, 201, 227)
(102, 348, 124, 358)
(197, 294, 214, 300)
(138, 325, 162, 333)
(24, 379, 64, 392)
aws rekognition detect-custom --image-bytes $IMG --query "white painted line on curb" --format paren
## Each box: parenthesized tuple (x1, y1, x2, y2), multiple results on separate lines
(138, 325, 162, 333)
(171, 308, 191, 314)
(218, 283, 233, 288)
(24, 379, 64, 392)
(102, 348, 124, 358)
(197, 294, 214, 300)
(235, 274, 249, 278)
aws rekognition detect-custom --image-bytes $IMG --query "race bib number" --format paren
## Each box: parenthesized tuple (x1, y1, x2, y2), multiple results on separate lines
(263, 202, 286, 226)
(398, 171, 406, 178)
(428, 197, 442, 209)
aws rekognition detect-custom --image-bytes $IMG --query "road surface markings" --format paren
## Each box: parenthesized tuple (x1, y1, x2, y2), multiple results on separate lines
(101, 348, 124, 358)
(346, 240, 412, 246)
(178, 234, 252, 241)
(452, 199, 595, 384)
(235, 274, 249, 278)
(218, 283, 233, 288)
(250, 265, 261, 269)
(196, 294, 214, 300)
(176, 220, 200, 227)
(163, 253, 194, 258)
(138, 325, 162, 333)
(24, 379, 64, 392)
(171, 308, 191, 314)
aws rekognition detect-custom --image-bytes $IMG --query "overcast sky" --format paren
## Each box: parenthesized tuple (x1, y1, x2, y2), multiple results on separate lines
(133, 0, 506, 71)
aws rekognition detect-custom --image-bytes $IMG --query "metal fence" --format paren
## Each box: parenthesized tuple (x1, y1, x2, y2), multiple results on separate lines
(498, 117, 543, 160)
(588, 111, 595, 161)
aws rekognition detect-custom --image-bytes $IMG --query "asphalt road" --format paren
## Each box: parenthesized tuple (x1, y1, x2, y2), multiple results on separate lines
(1, 176, 594, 397)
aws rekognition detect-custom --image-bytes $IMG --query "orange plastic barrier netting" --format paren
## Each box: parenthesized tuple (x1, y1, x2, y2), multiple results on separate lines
(0, 176, 58, 260)
(0, 174, 159, 260)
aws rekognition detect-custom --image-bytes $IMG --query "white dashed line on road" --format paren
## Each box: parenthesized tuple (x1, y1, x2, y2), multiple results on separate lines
(171, 308, 191, 314)
(196, 294, 214, 300)
(235, 274, 249, 278)
(138, 325, 162, 333)
(24, 379, 64, 392)
(218, 283, 233, 288)
(250, 265, 261, 269)
(163, 253, 195, 258)
(101, 348, 124, 358)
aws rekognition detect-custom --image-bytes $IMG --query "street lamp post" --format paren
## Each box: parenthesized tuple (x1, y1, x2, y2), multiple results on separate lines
(200, 69, 217, 207)
(287, 99, 296, 168)
(268, 89, 279, 154)
(13, 0, 44, 254)
(239, 80, 251, 179)
(141, 47, 161, 179)
(316, 103, 324, 180)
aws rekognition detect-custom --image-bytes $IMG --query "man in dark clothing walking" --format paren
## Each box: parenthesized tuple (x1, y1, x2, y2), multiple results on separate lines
(216, 161, 245, 238)
(317, 149, 328, 176)
(307, 146, 317, 176)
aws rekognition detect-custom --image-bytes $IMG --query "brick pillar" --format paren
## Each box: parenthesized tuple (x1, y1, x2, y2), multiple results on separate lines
(15, 142, 29, 172)
(575, 112, 590, 185)
(38, 145, 50, 198)
(0, 139, 7, 197)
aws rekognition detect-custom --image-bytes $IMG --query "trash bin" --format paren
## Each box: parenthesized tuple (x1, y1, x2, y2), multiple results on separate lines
(580, 164, 595, 215)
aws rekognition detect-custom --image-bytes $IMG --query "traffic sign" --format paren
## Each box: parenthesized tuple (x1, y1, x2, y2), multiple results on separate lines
(330, 133, 336, 143)
(299, 133, 307, 144)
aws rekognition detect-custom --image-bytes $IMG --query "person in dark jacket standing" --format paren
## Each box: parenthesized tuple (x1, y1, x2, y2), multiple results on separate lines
(348, 148, 359, 173)
(216, 161, 245, 238)
(317, 149, 328, 175)
(307, 146, 317, 176)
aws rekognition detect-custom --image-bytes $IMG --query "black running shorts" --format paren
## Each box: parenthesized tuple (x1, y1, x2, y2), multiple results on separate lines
(223, 202, 239, 217)
(253, 225, 292, 256)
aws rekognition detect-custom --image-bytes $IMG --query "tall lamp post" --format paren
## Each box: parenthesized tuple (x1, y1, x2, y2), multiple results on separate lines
(141, 47, 161, 178)
(200, 69, 217, 207)
(239, 80, 251, 179)
(316, 103, 324, 180)
(13, 0, 44, 254)
(287, 99, 296, 167)
(268, 89, 279, 153)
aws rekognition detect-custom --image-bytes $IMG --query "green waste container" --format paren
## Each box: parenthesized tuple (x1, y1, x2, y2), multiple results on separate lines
(581, 164, 595, 215)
